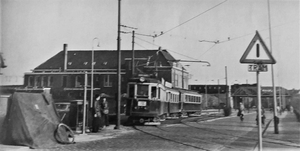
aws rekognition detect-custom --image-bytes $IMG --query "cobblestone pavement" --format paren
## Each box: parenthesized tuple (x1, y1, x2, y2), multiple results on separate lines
(32, 111, 269, 151)
(2, 110, 299, 151)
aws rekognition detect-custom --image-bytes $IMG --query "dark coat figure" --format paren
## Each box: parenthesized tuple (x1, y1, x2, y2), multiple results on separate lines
(92, 94, 101, 132)
(256, 107, 265, 125)
(100, 98, 109, 128)
(238, 102, 245, 121)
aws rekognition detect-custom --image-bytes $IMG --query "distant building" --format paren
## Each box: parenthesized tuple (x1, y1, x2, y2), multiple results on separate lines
(190, 83, 291, 109)
(21, 44, 190, 102)
(189, 84, 229, 94)
(232, 84, 290, 109)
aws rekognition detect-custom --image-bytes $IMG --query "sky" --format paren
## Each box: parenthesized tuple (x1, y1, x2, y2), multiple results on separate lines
(0, 0, 299, 89)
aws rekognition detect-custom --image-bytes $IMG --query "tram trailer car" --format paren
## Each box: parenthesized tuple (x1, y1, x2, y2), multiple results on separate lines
(126, 77, 202, 124)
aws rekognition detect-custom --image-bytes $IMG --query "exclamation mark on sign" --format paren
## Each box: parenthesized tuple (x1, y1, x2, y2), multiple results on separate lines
(256, 44, 260, 58)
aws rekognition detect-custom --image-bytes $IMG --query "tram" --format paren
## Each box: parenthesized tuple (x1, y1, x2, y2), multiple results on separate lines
(125, 76, 202, 124)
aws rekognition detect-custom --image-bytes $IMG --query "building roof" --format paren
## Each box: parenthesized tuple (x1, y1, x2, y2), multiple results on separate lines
(34, 49, 176, 71)
(232, 86, 290, 96)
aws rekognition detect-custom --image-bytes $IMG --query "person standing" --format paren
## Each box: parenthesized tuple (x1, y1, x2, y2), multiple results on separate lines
(238, 102, 245, 121)
(92, 94, 101, 132)
(256, 107, 265, 125)
(100, 97, 109, 128)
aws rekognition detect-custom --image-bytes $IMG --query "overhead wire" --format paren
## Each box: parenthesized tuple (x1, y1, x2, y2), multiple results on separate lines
(155, 0, 228, 38)
(135, 36, 204, 61)
(123, 12, 299, 62)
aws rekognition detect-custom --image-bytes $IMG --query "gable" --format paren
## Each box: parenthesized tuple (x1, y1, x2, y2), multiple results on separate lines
(34, 51, 65, 70)
(34, 49, 174, 71)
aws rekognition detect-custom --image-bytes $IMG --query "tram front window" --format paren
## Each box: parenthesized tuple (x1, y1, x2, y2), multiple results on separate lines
(137, 85, 148, 97)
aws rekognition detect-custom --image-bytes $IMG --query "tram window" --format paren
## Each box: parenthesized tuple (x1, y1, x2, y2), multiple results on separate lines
(129, 84, 135, 98)
(137, 85, 148, 96)
(151, 86, 157, 98)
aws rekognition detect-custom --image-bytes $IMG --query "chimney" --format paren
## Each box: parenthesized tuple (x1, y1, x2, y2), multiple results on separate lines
(63, 44, 68, 71)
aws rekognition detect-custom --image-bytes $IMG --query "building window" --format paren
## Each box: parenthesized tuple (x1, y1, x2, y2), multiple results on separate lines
(35, 76, 41, 87)
(48, 76, 53, 87)
(62, 76, 67, 87)
(103, 75, 112, 87)
(42, 76, 48, 87)
(28, 76, 34, 87)
(174, 74, 178, 86)
(75, 76, 82, 87)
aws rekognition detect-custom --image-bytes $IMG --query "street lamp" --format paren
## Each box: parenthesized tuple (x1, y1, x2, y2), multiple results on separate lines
(217, 79, 220, 112)
(91, 37, 100, 108)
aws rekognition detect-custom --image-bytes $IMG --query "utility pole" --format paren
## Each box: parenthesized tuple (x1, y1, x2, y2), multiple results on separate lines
(257, 70, 263, 151)
(268, 0, 278, 134)
(182, 67, 184, 89)
(82, 71, 88, 134)
(115, 0, 121, 130)
(225, 66, 228, 107)
(218, 79, 220, 112)
(131, 30, 135, 76)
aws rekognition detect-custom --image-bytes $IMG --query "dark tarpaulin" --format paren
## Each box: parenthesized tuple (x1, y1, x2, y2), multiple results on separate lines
(0, 92, 70, 149)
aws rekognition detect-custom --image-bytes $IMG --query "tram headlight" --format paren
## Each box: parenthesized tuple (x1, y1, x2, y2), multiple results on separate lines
(139, 77, 145, 82)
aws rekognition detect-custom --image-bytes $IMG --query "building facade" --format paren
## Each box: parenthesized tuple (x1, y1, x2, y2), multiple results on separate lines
(22, 44, 190, 103)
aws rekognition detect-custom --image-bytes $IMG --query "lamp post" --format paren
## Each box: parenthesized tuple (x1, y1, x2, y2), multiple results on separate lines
(91, 37, 100, 108)
(217, 79, 220, 112)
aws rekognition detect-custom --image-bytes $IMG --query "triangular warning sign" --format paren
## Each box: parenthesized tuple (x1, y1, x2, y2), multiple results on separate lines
(240, 31, 276, 64)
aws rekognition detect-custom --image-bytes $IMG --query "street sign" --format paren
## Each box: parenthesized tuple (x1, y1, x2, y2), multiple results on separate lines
(248, 64, 268, 72)
(240, 31, 276, 64)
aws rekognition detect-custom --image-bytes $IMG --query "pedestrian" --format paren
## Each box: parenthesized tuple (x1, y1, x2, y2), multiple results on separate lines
(277, 105, 281, 115)
(100, 97, 109, 128)
(238, 102, 245, 121)
(290, 106, 294, 112)
(256, 107, 265, 125)
(92, 94, 101, 132)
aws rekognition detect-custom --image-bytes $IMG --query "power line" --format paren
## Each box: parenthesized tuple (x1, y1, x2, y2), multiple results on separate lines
(198, 44, 217, 58)
(135, 36, 202, 61)
(132, 17, 299, 61)
(155, 0, 228, 38)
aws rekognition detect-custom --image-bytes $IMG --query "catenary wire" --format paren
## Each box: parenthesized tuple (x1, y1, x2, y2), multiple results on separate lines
(155, 0, 228, 38)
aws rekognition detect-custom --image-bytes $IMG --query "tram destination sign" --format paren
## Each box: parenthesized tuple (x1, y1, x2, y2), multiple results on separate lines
(248, 64, 268, 72)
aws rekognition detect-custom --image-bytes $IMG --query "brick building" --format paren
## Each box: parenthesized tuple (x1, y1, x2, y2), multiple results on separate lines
(22, 44, 189, 102)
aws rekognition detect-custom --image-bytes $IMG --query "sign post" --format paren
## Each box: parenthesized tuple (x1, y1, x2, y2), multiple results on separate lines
(256, 70, 262, 150)
(240, 31, 276, 151)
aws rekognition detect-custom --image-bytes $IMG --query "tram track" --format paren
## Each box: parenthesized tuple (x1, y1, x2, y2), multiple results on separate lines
(130, 113, 299, 151)
(182, 114, 300, 149)
(132, 114, 246, 151)
(132, 125, 211, 151)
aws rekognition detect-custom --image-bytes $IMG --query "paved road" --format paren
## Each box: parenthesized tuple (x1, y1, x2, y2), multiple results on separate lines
(34, 111, 274, 151)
